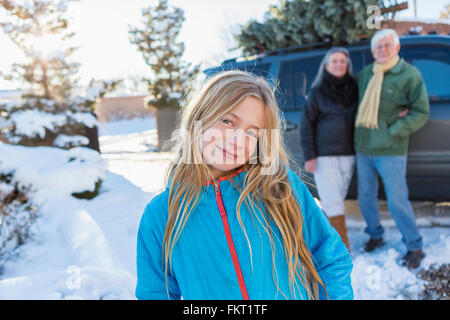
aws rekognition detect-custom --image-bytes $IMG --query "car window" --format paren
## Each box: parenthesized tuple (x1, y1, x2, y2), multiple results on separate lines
(400, 46, 450, 100)
(362, 45, 450, 100)
(293, 56, 322, 109)
(276, 60, 294, 110)
(278, 56, 322, 110)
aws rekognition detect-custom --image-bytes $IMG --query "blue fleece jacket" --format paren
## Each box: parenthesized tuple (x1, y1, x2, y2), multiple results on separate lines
(135, 169, 353, 300)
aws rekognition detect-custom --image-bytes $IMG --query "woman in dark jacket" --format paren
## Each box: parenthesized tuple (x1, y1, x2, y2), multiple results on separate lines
(300, 47, 359, 252)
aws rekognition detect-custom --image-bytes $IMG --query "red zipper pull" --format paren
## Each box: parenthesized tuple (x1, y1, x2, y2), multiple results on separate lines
(213, 181, 226, 217)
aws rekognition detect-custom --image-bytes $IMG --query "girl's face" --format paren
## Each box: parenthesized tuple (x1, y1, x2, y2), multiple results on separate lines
(325, 52, 348, 78)
(201, 96, 266, 179)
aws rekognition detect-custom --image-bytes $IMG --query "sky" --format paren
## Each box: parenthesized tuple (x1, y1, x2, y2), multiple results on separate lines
(0, 0, 448, 91)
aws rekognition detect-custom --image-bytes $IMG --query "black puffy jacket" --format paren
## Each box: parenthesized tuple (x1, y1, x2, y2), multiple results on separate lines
(300, 81, 358, 162)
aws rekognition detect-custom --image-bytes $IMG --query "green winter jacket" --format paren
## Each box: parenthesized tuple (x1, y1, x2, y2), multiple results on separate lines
(354, 58, 430, 156)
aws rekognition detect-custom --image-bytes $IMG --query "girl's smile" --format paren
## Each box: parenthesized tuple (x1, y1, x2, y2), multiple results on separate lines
(216, 144, 237, 161)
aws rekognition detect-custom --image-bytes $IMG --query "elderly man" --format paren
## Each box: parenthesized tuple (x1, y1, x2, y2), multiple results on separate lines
(354, 29, 429, 269)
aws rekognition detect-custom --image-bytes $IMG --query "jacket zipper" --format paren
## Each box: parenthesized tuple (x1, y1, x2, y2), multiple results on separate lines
(213, 180, 249, 300)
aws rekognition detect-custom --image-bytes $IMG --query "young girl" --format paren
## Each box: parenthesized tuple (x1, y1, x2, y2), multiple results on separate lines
(135, 70, 353, 300)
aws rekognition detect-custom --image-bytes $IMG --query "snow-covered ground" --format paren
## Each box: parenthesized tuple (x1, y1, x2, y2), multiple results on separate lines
(0, 116, 448, 300)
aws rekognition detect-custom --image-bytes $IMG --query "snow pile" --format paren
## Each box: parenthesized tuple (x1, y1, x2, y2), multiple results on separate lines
(0, 172, 146, 299)
(9, 109, 98, 140)
(0, 140, 152, 299)
(10, 110, 67, 139)
(349, 227, 450, 300)
(54, 134, 90, 148)
(69, 112, 98, 128)
(0, 143, 105, 196)
(351, 249, 424, 299)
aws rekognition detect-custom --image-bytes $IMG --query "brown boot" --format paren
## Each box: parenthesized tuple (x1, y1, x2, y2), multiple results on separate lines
(328, 215, 351, 253)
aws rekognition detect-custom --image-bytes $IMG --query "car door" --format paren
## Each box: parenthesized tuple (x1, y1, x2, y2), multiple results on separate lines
(400, 43, 450, 200)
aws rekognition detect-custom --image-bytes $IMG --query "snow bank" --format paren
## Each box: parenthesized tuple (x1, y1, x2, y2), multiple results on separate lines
(0, 141, 147, 299)
(349, 227, 450, 300)
(54, 134, 89, 148)
(11, 109, 67, 139)
(352, 249, 424, 299)
(0, 143, 106, 196)
(9, 109, 99, 140)
(0, 267, 135, 300)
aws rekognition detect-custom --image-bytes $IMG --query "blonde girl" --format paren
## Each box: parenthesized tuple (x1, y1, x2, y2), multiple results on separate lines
(136, 70, 353, 300)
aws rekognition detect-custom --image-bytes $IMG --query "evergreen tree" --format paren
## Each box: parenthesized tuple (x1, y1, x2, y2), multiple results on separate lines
(236, 0, 407, 55)
(0, 0, 80, 104)
(128, 0, 200, 109)
(0, 0, 119, 150)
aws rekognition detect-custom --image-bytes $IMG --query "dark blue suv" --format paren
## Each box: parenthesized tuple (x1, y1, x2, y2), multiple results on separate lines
(204, 35, 450, 201)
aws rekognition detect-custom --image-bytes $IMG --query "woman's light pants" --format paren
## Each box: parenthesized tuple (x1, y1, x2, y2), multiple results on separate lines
(313, 155, 355, 218)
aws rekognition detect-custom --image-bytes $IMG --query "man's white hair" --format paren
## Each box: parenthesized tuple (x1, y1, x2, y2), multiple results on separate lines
(371, 28, 400, 50)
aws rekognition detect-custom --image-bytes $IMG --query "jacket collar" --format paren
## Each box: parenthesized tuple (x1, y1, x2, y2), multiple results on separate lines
(165, 166, 247, 201)
(386, 57, 404, 74)
(202, 166, 246, 186)
(202, 166, 246, 201)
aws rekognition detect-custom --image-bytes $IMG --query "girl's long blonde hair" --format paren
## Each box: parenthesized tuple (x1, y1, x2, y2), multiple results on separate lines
(162, 70, 327, 299)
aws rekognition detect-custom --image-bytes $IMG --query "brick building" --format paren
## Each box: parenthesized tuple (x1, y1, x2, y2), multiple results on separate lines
(94, 95, 156, 123)
(386, 18, 450, 35)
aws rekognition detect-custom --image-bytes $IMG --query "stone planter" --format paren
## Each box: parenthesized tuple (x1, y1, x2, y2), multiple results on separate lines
(155, 107, 179, 151)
